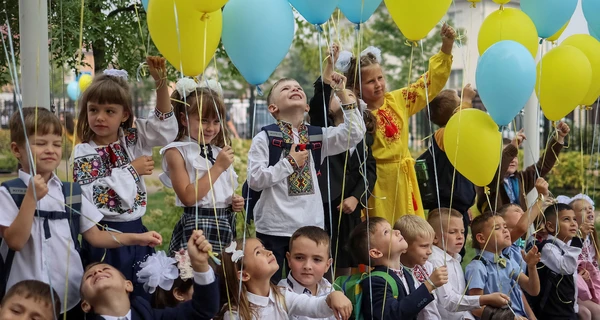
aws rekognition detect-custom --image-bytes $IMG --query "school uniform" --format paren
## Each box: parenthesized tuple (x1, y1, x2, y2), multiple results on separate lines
(406, 261, 441, 320)
(278, 272, 336, 320)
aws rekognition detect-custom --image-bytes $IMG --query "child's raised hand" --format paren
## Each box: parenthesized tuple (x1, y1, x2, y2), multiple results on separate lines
(289, 144, 309, 168)
(534, 178, 549, 197)
(146, 56, 167, 84)
(556, 121, 570, 144)
(462, 84, 477, 103)
(511, 129, 526, 148)
(324, 44, 341, 85)
(131, 155, 154, 176)
(188, 229, 212, 273)
(325, 291, 353, 320)
(231, 194, 245, 212)
(482, 292, 510, 308)
(135, 231, 163, 247)
(331, 73, 347, 91)
(579, 268, 591, 281)
(440, 23, 456, 55)
(580, 222, 594, 237)
(430, 266, 449, 288)
(521, 246, 541, 267)
(28, 174, 49, 200)
(215, 146, 234, 171)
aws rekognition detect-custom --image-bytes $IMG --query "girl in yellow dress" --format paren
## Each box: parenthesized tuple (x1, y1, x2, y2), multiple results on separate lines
(339, 24, 456, 223)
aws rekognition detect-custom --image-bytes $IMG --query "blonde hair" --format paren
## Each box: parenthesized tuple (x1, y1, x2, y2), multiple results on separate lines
(427, 208, 463, 233)
(570, 198, 600, 265)
(394, 215, 435, 243)
(344, 52, 380, 96)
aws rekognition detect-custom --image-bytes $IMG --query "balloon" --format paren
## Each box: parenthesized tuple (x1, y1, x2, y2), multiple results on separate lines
(591, 25, 600, 42)
(476, 41, 536, 126)
(536, 45, 592, 121)
(192, 0, 229, 13)
(561, 35, 600, 106)
(547, 21, 569, 42)
(288, 0, 338, 25)
(478, 8, 538, 57)
(338, 0, 382, 24)
(444, 109, 502, 187)
(148, 1, 222, 77)
(467, 0, 481, 7)
(222, 0, 295, 85)
(67, 81, 80, 101)
(384, 0, 452, 41)
(583, 0, 600, 37)
(79, 74, 93, 93)
(493, 0, 510, 4)
(520, 0, 577, 39)
(142, 0, 148, 11)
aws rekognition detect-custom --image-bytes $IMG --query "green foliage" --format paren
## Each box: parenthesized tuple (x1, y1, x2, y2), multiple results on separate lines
(547, 151, 600, 203)
(143, 188, 182, 252)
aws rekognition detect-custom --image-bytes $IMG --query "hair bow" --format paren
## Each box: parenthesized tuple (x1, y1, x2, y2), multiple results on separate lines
(103, 69, 129, 81)
(225, 241, 244, 263)
(136, 251, 179, 294)
(335, 46, 382, 73)
(175, 78, 199, 98)
(199, 79, 223, 97)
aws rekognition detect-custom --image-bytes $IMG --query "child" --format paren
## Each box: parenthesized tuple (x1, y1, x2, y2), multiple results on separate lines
(247, 77, 366, 282)
(339, 24, 456, 222)
(477, 122, 569, 213)
(137, 249, 196, 309)
(217, 238, 352, 320)
(0, 280, 60, 320)
(0, 107, 161, 315)
(80, 230, 219, 320)
(347, 217, 448, 320)
(277, 226, 335, 320)
(159, 82, 244, 254)
(308, 43, 377, 278)
(72, 57, 177, 298)
(427, 208, 510, 320)
(466, 212, 540, 319)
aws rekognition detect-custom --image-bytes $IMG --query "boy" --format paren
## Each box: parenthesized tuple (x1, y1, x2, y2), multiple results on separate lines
(80, 230, 219, 320)
(247, 78, 366, 281)
(0, 280, 60, 320)
(278, 226, 334, 320)
(477, 122, 569, 213)
(0, 107, 162, 315)
(466, 212, 541, 319)
(526, 204, 584, 320)
(427, 208, 510, 320)
(348, 217, 448, 320)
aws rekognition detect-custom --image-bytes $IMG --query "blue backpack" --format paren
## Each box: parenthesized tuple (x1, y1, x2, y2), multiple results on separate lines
(0, 179, 82, 299)
(334, 271, 399, 320)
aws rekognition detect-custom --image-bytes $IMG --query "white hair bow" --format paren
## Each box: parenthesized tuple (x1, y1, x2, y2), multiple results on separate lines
(225, 241, 244, 263)
(335, 46, 382, 73)
(556, 195, 572, 205)
(175, 78, 199, 98)
(199, 79, 223, 97)
(103, 69, 129, 81)
(136, 251, 179, 294)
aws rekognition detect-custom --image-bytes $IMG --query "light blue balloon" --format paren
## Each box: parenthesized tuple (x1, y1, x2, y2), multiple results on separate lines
(476, 41, 537, 126)
(223, 0, 295, 85)
(338, 0, 382, 24)
(67, 81, 80, 101)
(583, 0, 600, 35)
(521, 0, 577, 39)
(288, 0, 339, 26)
(142, 0, 149, 11)
(591, 25, 600, 42)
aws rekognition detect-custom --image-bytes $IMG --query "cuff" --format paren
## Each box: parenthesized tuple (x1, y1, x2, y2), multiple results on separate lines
(286, 154, 299, 171)
(126, 164, 140, 183)
(341, 102, 358, 111)
(193, 268, 216, 285)
(154, 107, 174, 121)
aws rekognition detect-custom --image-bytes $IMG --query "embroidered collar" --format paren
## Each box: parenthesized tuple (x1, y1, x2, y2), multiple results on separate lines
(246, 289, 277, 307)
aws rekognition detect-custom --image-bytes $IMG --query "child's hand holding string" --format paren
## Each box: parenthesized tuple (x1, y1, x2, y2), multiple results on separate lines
(480, 292, 511, 308)
(511, 129, 526, 148)
(289, 144, 309, 168)
(326, 291, 352, 320)
(324, 44, 340, 85)
(521, 245, 541, 267)
(440, 23, 456, 55)
(231, 194, 244, 212)
(214, 146, 234, 172)
(188, 229, 212, 273)
(133, 231, 162, 247)
(131, 155, 154, 176)
(146, 56, 167, 87)
(27, 174, 49, 200)
(580, 221, 594, 238)
(556, 121, 570, 144)
(534, 178, 550, 197)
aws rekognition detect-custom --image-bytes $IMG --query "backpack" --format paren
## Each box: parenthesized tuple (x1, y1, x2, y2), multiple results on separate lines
(242, 124, 323, 222)
(0, 179, 82, 300)
(334, 271, 399, 320)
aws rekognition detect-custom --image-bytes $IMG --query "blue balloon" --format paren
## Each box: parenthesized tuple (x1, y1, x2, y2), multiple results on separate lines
(591, 25, 600, 42)
(521, 0, 577, 39)
(142, 0, 149, 11)
(288, 0, 338, 25)
(476, 41, 537, 126)
(223, 0, 295, 85)
(338, 0, 382, 24)
(67, 81, 80, 101)
(583, 0, 600, 35)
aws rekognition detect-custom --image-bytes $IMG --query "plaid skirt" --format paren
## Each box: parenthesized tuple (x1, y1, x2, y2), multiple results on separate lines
(169, 207, 236, 254)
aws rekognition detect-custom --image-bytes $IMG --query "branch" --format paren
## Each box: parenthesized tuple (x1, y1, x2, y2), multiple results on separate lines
(107, 4, 141, 19)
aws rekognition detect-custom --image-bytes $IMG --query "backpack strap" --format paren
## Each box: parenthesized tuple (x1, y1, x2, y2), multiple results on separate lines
(306, 125, 323, 174)
(61, 182, 82, 252)
(370, 271, 399, 298)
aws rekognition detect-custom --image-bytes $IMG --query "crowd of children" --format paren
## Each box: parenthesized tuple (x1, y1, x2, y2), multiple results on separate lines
(0, 22, 599, 320)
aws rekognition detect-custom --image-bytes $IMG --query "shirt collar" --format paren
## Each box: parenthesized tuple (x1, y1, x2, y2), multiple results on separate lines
(285, 272, 331, 296)
(432, 245, 461, 263)
(100, 310, 131, 320)
(476, 249, 502, 262)
(247, 289, 277, 307)
(18, 169, 62, 187)
(546, 234, 568, 247)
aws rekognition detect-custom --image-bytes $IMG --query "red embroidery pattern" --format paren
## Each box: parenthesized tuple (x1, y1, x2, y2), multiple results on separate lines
(376, 107, 402, 142)
(401, 73, 432, 104)
(412, 265, 430, 283)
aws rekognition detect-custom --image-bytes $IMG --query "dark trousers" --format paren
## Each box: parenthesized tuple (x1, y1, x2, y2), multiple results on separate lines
(256, 232, 290, 284)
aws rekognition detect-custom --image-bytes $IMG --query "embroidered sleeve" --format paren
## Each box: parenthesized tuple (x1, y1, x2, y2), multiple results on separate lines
(247, 132, 294, 191)
(154, 107, 174, 121)
(131, 109, 178, 157)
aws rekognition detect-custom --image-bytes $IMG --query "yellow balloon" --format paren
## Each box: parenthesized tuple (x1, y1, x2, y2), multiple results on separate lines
(467, 0, 481, 7)
(384, 0, 452, 41)
(443, 109, 502, 187)
(79, 74, 93, 92)
(536, 45, 592, 121)
(547, 21, 569, 42)
(478, 8, 538, 57)
(493, 0, 511, 4)
(561, 35, 600, 106)
(189, 0, 228, 13)
(148, 0, 222, 77)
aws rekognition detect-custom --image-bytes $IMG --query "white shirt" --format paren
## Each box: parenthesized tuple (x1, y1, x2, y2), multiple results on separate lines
(222, 286, 334, 320)
(247, 107, 366, 237)
(541, 234, 582, 311)
(406, 261, 441, 320)
(429, 246, 479, 320)
(0, 170, 103, 311)
(159, 140, 238, 208)
(277, 273, 336, 320)
(72, 109, 177, 222)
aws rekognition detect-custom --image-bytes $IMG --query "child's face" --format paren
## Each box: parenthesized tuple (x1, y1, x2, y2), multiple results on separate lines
(0, 295, 54, 320)
(241, 238, 279, 281)
(360, 64, 386, 104)
(13, 134, 62, 176)
(286, 236, 332, 290)
(87, 102, 130, 143)
(478, 216, 512, 252)
(403, 235, 433, 267)
(268, 80, 308, 117)
(182, 113, 221, 144)
(502, 205, 524, 233)
(549, 209, 579, 240)
(80, 263, 133, 310)
(434, 216, 465, 256)
(572, 199, 594, 225)
(370, 221, 408, 259)
(507, 157, 519, 175)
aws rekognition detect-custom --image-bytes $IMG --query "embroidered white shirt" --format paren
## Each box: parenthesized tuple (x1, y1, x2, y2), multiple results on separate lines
(277, 272, 336, 320)
(0, 170, 103, 311)
(405, 261, 442, 320)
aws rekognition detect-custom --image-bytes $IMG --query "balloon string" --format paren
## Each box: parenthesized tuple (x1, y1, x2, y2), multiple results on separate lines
(133, 3, 149, 57)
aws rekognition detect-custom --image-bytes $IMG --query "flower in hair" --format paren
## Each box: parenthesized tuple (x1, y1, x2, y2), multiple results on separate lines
(225, 241, 244, 263)
(176, 78, 200, 98)
(174, 249, 194, 281)
(199, 79, 223, 97)
(103, 69, 129, 81)
(136, 251, 179, 294)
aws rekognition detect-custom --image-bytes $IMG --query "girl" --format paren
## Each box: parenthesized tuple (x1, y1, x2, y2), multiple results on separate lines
(137, 249, 195, 308)
(217, 238, 352, 320)
(339, 24, 455, 222)
(159, 81, 244, 254)
(72, 56, 177, 299)
(308, 43, 377, 278)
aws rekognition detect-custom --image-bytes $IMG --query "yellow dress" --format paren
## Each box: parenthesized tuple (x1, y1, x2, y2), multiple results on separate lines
(367, 51, 452, 223)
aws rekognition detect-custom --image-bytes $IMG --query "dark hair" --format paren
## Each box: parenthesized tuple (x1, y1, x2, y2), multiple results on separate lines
(289, 226, 330, 257)
(152, 277, 194, 309)
(428, 89, 459, 127)
(267, 78, 297, 105)
(471, 211, 498, 249)
(62, 111, 75, 135)
(80, 262, 127, 298)
(497, 203, 521, 217)
(2, 280, 61, 318)
(544, 203, 573, 231)
(76, 74, 133, 143)
(344, 52, 379, 96)
(10, 107, 62, 146)
(502, 138, 512, 145)
(171, 87, 229, 147)
(347, 217, 388, 265)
